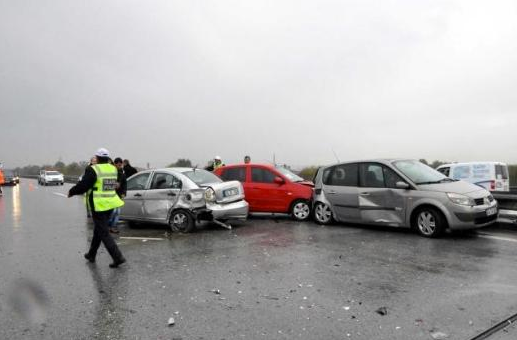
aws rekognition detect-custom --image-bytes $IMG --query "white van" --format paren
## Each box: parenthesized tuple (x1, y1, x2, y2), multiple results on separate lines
(436, 162, 510, 192)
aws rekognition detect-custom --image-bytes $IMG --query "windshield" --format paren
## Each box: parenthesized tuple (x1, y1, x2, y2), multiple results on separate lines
(392, 160, 447, 185)
(183, 170, 222, 186)
(275, 166, 304, 182)
(47, 171, 61, 175)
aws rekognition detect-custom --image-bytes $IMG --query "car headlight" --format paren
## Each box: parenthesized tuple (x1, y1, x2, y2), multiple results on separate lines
(447, 193, 474, 206)
(204, 188, 216, 202)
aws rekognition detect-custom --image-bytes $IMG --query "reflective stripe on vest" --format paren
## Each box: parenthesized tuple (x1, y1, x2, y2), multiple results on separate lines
(91, 164, 124, 212)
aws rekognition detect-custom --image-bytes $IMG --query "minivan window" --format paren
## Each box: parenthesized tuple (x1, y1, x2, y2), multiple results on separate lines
(360, 164, 384, 188)
(323, 163, 358, 186)
(393, 160, 446, 185)
(221, 167, 246, 182)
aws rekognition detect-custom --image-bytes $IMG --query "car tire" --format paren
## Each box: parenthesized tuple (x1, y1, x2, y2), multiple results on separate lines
(290, 199, 311, 221)
(314, 202, 333, 225)
(169, 210, 195, 233)
(412, 207, 446, 238)
(126, 220, 137, 228)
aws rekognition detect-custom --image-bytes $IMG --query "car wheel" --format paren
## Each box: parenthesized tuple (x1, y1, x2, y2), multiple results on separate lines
(169, 210, 195, 233)
(413, 207, 445, 238)
(314, 202, 333, 225)
(290, 200, 311, 221)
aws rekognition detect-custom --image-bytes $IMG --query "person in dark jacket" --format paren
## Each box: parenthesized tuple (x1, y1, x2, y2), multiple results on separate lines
(108, 157, 127, 233)
(68, 148, 126, 268)
(123, 159, 137, 178)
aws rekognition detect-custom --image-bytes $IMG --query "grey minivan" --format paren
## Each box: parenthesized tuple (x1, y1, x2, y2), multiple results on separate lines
(312, 160, 498, 237)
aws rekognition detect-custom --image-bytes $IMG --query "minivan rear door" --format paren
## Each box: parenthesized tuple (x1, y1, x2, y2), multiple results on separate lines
(322, 163, 360, 222)
(358, 163, 407, 226)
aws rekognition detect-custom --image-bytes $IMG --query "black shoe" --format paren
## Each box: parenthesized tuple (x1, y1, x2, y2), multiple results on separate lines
(84, 253, 95, 263)
(109, 257, 126, 268)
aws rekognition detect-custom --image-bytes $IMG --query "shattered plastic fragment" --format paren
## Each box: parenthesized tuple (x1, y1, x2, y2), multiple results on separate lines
(375, 307, 388, 316)
(430, 331, 448, 339)
(168, 317, 175, 326)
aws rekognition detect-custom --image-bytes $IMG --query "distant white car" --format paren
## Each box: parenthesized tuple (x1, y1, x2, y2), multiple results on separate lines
(437, 162, 510, 192)
(39, 170, 64, 186)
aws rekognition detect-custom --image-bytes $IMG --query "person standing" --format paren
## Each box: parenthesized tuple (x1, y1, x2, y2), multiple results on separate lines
(68, 148, 126, 268)
(108, 157, 127, 234)
(84, 156, 97, 218)
(123, 159, 137, 178)
(0, 168, 4, 195)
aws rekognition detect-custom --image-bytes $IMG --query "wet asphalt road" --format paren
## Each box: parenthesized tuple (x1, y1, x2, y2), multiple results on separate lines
(1, 180, 517, 340)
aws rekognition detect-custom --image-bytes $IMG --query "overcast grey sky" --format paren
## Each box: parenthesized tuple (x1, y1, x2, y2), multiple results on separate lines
(1, 0, 516, 169)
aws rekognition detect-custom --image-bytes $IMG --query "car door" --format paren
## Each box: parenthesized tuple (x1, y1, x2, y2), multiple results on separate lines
(248, 166, 287, 212)
(322, 163, 360, 222)
(358, 163, 407, 226)
(143, 172, 182, 223)
(121, 172, 151, 220)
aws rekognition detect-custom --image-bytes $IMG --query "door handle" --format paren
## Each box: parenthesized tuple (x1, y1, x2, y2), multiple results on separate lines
(359, 192, 370, 196)
(167, 192, 176, 197)
(328, 190, 337, 194)
(134, 193, 142, 197)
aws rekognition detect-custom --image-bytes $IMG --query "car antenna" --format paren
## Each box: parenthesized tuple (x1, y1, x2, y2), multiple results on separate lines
(331, 148, 340, 163)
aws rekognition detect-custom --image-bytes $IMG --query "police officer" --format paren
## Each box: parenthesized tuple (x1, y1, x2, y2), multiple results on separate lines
(68, 148, 126, 268)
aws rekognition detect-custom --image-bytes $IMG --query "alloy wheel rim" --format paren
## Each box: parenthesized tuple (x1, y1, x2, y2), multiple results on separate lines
(418, 211, 436, 235)
(316, 203, 331, 222)
(172, 213, 188, 230)
(293, 202, 310, 219)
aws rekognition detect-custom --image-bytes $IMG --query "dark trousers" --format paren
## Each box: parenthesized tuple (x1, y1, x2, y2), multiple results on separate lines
(88, 210, 124, 261)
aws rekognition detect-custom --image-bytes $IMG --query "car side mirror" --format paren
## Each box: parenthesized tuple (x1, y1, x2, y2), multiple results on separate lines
(274, 176, 285, 185)
(395, 181, 410, 190)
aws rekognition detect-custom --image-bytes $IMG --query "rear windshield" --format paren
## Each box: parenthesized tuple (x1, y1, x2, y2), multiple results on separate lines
(495, 165, 509, 180)
(183, 170, 222, 186)
(47, 171, 61, 175)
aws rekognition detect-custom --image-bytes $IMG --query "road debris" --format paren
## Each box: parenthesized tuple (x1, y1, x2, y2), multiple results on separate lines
(262, 295, 280, 301)
(168, 317, 175, 326)
(211, 289, 221, 295)
(430, 331, 448, 339)
(375, 307, 388, 316)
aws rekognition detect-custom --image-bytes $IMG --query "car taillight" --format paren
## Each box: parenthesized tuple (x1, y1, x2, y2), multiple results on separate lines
(490, 180, 495, 191)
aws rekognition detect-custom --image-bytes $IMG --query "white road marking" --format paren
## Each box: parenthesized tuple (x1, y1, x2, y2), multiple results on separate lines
(52, 192, 68, 197)
(477, 233, 517, 243)
(119, 237, 164, 241)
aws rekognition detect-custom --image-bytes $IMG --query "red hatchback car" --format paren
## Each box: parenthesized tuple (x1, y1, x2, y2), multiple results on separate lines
(214, 164, 314, 221)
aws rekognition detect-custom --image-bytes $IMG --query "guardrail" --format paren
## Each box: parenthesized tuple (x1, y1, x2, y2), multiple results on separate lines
(20, 175, 80, 184)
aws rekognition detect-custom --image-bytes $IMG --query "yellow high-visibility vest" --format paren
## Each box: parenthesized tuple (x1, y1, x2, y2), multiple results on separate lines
(90, 164, 124, 212)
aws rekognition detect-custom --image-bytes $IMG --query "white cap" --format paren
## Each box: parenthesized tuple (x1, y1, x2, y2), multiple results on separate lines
(95, 148, 110, 157)
(214, 155, 221, 160)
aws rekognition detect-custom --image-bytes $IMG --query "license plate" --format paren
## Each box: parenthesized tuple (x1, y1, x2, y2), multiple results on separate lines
(486, 207, 498, 216)
(223, 188, 238, 197)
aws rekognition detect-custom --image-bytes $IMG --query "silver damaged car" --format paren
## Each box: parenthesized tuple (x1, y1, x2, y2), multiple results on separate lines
(312, 159, 498, 237)
(120, 168, 249, 232)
